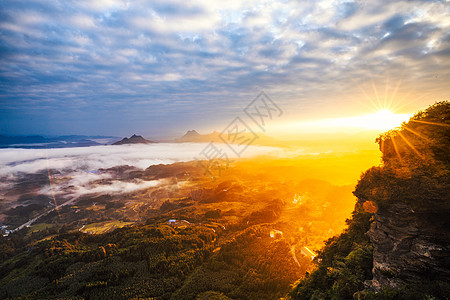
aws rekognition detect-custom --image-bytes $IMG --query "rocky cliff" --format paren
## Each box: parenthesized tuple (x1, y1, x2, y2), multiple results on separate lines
(367, 203, 450, 294)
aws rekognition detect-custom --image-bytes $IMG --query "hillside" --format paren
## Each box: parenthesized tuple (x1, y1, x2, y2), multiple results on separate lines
(289, 101, 450, 299)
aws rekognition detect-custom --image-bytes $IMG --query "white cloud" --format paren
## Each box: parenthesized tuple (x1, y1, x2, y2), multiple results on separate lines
(73, 179, 161, 196)
(69, 15, 97, 29)
(0, 143, 282, 176)
(0, 143, 283, 200)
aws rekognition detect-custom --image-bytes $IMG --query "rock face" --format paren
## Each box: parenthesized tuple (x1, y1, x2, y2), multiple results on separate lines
(366, 202, 450, 292)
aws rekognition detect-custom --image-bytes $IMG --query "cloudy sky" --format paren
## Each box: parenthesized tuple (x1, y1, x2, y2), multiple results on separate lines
(1, 0, 449, 137)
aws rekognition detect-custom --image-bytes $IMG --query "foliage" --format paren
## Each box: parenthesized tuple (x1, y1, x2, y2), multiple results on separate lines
(173, 225, 303, 300)
(365, 101, 450, 211)
(0, 223, 215, 299)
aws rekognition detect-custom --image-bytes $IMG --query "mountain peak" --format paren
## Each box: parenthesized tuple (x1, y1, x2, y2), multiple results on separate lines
(175, 130, 203, 142)
(184, 130, 201, 137)
(113, 134, 155, 145)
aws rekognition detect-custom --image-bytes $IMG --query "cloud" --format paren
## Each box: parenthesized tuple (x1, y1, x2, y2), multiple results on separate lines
(0, 143, 282, 176)
(40, 176, 162, 198)
(0, 143, 283, 200)
(74, 180, 161, 196)
(1, 0, 449, 135)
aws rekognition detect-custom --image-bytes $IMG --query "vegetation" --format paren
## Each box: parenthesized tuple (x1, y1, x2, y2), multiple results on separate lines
(0, 223, 215, 299)
(355, 101, 450, 212)
(172, 225, 306, 300)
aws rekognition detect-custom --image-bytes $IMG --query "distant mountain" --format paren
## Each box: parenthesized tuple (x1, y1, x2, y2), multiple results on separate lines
(112, 134, 155, 145)
(175, 130, 285, 147)
(0, 135, 47, 145)
(0, 135, 118, 149)
(176, 130, 204, 142)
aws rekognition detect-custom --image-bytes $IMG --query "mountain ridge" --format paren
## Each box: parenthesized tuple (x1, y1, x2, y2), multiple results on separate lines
(174, 129, 285, 147)
(0, 134, 118, 148)
(112, 134, 156, 145)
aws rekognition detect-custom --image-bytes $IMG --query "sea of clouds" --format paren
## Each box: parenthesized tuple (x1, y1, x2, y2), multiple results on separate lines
(0, 143, 283, 200)
(0, 143, 282, 176)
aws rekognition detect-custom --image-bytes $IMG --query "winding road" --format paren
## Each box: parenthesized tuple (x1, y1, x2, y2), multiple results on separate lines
(9, 196, 80, 234)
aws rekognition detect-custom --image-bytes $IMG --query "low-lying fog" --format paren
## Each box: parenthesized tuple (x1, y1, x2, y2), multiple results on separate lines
(0, 143, 283, 208)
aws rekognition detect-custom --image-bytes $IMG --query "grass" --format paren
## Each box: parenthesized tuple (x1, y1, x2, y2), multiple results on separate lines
(25, 223, 56, 238)
(80, 220, 135, 234)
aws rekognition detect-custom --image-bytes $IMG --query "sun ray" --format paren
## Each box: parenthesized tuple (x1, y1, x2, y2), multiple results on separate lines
(387, 89, 416, 113)
(357, 75, 412, 115)
(397, 131, 425, 159)
(403, 126, 432, 143)
(379, 136, 385, 155)
(46, 148, 59, 215)
(359, 86, 381, 112)
(410, 120, 450, 127)
(394, 92, 431, 112)
(371, 77, 382, 111)
(388, 77, 402, 110)
(384, 78, 389, 111)
(390, 132, 403, 162)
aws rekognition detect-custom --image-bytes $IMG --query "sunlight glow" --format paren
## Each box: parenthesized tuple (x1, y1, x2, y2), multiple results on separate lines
(318, 110, 411, 131)
(271, 111, 412, 135)
(360, 109, 411, 131)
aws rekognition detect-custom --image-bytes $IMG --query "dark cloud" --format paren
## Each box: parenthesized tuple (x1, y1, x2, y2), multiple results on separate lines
(382, 15, 406, 32)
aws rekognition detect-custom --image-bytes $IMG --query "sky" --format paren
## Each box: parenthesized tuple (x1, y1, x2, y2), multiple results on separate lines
(1, 0, 449, 138)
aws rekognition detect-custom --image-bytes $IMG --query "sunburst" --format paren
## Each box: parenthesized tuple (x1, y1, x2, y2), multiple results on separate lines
(358, 77, 436, 162)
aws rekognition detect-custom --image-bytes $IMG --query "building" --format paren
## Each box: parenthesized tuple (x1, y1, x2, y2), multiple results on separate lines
(270, 229, 283, 239)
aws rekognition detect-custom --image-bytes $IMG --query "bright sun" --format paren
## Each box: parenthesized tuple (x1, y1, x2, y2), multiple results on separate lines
(270, 80, 417, 137)
(272, 109, 412, 135)
(361, 109, 411, 131)
(308, 109, 412, 132)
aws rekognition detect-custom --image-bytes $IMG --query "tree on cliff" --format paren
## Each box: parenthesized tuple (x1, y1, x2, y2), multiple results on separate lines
(355, 101, 449, 211)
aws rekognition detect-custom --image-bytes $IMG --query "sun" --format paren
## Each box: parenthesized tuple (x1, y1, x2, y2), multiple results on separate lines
(269, 108, 412, 136)
(357, 109, 411, 131)
(355, 77, 417, 131)
(374, 109, 394, 116)
(315, 109, 412, 132)
(268, 78, 416, 136)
